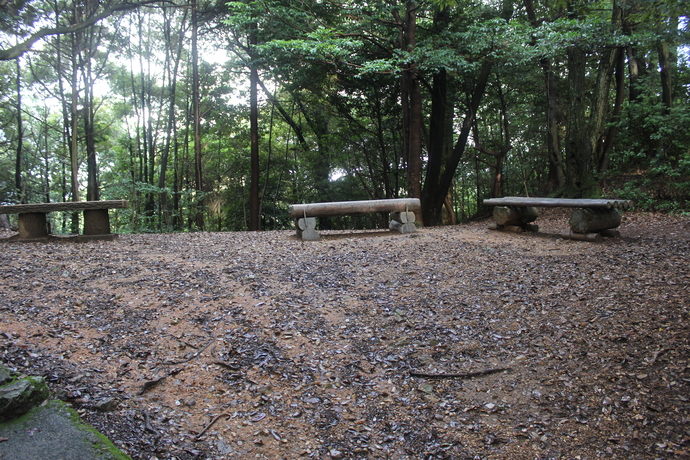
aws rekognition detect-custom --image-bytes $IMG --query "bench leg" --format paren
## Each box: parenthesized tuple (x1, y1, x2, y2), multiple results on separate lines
(17, 213, 49, 239)
(492, 206, 538, 226)
(83, 209, 111, 235)
(569, 208, 621, 234)
(295, 217, 320, 241)
(389, 211, 416, 234)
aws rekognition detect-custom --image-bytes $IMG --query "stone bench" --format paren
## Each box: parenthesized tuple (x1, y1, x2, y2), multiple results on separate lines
(288, 198, 421, 241)
(483, 197, 634, 242)
(0, 200, 129, 242)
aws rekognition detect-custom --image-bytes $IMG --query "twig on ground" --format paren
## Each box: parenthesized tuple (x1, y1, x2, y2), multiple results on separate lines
(647, 348, 670, 365)
(194, 412, 230, 441)
(143, 410, 159, 435)
(138, 375, 166, 395)
(213, 361, 240, 370)
(410, 367, 511, 379)
(161, 339, 214, 365)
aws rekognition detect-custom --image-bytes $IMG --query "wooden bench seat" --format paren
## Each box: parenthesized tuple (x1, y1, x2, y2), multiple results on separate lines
(0, 200, 129, 242)
(483, 196, 633, 241)
(288, 198, 421, 241)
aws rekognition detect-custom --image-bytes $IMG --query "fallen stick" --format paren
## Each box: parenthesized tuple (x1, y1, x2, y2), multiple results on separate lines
(194, 412, 230, 441)
(143, 410, 159, 435)
(410, 367, 511, 379)
(161, 339, 214, 365)
(138, 376, 166, 395)
(213, 361, 241, 370)
(647, 348, 670, 365)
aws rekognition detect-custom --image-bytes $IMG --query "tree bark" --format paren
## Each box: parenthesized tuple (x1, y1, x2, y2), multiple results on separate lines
(422, 60, 493, 225)
(84, 54, 100, 201)
(15, 57, 24, 203)
(191, 0, 204, 230)
(626, 44, 646, 103)
(159, 7, 187, 230)
(395, 3, 422, 202)
(588, 46, 618, 175)
(599, 47, 626, 175)
(542, 59, 565, 193)
(524, 0, 564, 193)
(658, 41, 673, 113)
(69, 26, 80, 233)
(565, 44, 596, 197)
(249, 21, 260, 231)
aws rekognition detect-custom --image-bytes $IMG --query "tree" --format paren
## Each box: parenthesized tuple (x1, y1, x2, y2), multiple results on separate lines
(422, 0, 515, 224)
(0, 0, 164, 61)
(14, 56, 24, 202)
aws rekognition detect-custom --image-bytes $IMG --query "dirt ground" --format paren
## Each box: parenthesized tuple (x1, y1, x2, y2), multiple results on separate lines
(1, 209, 689, 459)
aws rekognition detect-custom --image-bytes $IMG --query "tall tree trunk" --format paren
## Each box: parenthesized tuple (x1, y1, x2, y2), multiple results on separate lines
(421, 0, 511, 224)
(422, 61, 493, 225)
(542, 60, 565, 193)
(658, 40, 673, 113)
(626, 44, 646, 103)
(54, 3, 71, 214)
(599, 47, 626, 176)
(42, 108, 51, 203)
(15, 57, 24, 203)
(565, 1, 620, 197)
(524, 0, 564, 193)
(425, 68, 447, 201)
(80, 0, 101, 202)
(69, 30, 81, 232)
(397, 2, 422, 202)
(422, 7, 451, 218)
(473, 75, 511, 198)
(564, 45, 594, 197)
(249, 21, 260, 231)
(191, 0, 204, 230)
(84, 58, 99, 201)
(373, 86, 392, 198)
(588, 47, 618, 168)
(159, 7, 186, 230)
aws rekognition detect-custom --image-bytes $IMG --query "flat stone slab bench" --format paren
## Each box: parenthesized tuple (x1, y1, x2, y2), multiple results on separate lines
(483, 196, 634, 242)
(0, 200, 129, 242)
(289, 198, 421, 241)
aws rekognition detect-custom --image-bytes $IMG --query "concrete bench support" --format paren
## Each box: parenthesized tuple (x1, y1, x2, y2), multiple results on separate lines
(0, 200, 129, 242)
(17, 212, 50, 239)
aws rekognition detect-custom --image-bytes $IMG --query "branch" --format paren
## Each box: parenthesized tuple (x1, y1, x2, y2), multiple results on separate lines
(0, 0, 169, 61)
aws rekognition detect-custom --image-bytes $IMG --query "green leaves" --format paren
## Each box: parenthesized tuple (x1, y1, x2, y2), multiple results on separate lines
(262, 28, 363, 64)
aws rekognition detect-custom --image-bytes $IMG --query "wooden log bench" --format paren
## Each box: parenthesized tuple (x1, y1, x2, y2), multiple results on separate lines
(483, 197, 633, 242)
(288, 198, 421, 241)
(0, 200, 129, 242)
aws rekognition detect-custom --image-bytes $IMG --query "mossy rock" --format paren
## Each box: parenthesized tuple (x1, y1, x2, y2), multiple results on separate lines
(0, 364, 12, 385)
(0, 376, 50, 421)
(0, 400, 131, 460)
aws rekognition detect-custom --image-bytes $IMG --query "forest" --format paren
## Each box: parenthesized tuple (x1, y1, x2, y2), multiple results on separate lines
(1, 0, 689, 234)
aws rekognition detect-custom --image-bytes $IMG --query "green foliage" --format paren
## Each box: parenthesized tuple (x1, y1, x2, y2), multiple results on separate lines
(0, 0, 688, 235)
(610, 97, 690, 213)
(0, 0, 39, 34)
(0, 154, 15, 203)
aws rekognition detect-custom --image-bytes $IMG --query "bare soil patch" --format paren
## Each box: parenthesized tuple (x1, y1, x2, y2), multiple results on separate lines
(2, 210, 689, 459)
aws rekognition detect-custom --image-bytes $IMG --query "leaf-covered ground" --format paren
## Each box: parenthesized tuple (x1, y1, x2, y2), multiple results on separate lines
(1, 210, 689, 459)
